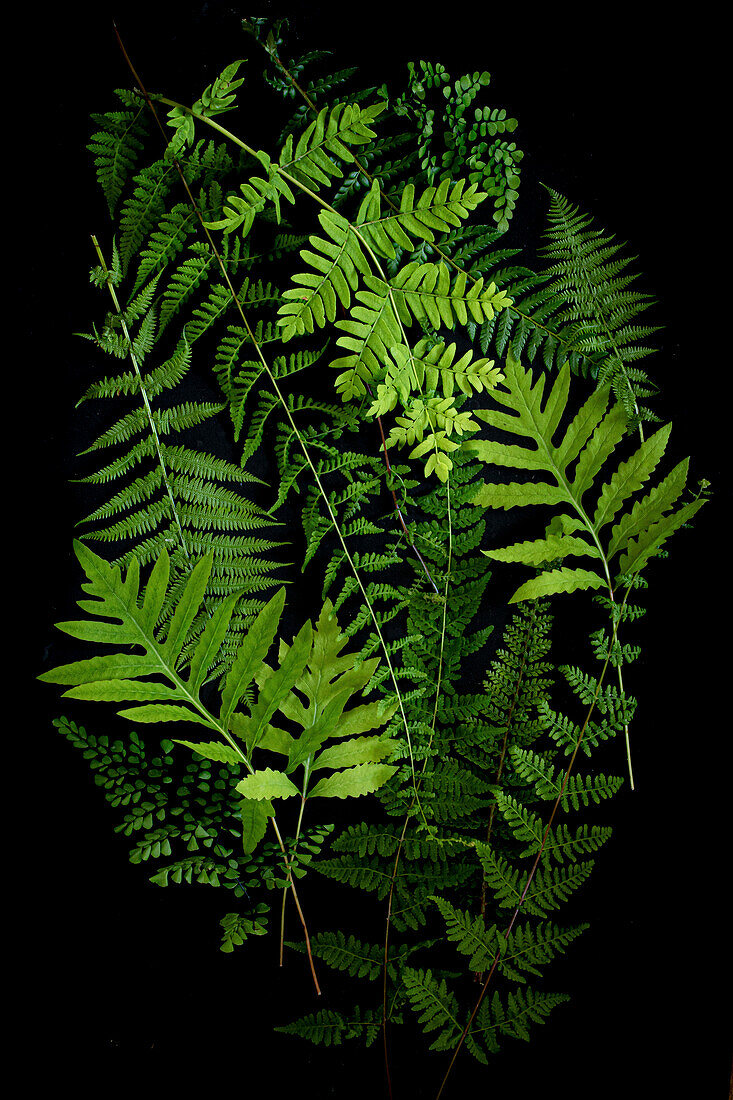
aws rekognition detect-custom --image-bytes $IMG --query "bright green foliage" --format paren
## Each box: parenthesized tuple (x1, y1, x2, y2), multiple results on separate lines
(206, 101, 386, 239)
(317, 242, 511, 395)
(468, 353, 704, 599)
(77, 230, 285, 674)
(389, 262, 512, 329)
(371, 341, 504, 413)
(39, 543, 288, 731)
(42, 552, 394, 925)
(166, 60, 247, 154)
(381, 362, 484, 482)
(355, 177, 489, 259)
(277, 207, 373, 340)
(235, 600, 399, 851)
(272, 163, 513, 480)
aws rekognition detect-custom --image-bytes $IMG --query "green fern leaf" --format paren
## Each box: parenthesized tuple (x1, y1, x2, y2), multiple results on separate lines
(468, 354, 701, 598)
(87, 91, 149, 215)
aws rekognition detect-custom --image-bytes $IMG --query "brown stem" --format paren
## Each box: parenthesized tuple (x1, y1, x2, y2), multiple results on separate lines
(287, 876, 321, 996)
(268, 42, 319, 112)
(267, 817, 321, 994)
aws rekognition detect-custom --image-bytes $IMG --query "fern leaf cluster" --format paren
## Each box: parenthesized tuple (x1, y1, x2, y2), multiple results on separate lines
(40, 19, 707, 1087)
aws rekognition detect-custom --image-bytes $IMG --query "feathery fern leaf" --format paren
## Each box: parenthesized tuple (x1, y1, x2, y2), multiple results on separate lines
(539, 187, 661, 430)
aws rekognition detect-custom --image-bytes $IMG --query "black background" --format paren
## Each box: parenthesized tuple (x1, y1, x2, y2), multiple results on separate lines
(18, 1, 731, 1095)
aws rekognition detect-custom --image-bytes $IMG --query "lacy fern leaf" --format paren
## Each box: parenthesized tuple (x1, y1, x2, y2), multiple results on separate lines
(539, 187, 661, 430)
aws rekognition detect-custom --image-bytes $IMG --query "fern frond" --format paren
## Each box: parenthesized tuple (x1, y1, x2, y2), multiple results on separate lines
(275, 1006, 383, 1047)
(355, 177, 488, 259)
(401, 967, 463, 1052)
(118, 160, 177, 273)
(87, 90, 150, 215)
(469, 354, 705, 596)
(539, 188, 662, 429)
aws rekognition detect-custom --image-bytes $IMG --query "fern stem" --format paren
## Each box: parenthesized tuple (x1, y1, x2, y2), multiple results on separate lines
(381, 813, 407, 1099)
(279, 885, 287, 968)
(258, 30, 320, 112)
(90, 235, 191, 564)
(434, 582, 634, 1098)
(281, 771, 310, 967)
(429, 477, 453, 745)
(591, 551, 634, 789)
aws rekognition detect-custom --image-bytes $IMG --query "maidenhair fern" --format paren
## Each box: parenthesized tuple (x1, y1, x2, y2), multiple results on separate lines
(40, 15, 707, 1097)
